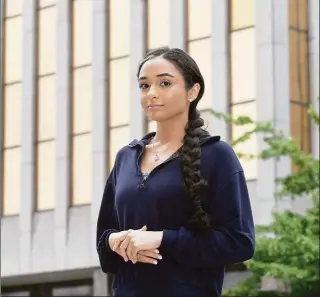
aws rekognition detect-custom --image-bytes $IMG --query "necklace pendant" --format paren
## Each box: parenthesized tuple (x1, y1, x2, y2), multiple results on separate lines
(154, 154, 160, 162)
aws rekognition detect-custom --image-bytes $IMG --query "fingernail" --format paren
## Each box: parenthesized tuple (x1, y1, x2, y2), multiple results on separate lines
(158, 255, 162, 260)
(153, 260, 157, 265)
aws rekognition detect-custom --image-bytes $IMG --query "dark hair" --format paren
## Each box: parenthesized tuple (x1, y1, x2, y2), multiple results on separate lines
(137, 47, 211, 233)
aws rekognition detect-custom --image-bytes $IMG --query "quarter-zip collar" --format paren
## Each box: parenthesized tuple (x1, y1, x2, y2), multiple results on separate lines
(128, 132, 220, 149)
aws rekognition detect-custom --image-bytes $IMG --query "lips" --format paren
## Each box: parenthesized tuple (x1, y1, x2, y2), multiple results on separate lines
(148, 104, 164, 108)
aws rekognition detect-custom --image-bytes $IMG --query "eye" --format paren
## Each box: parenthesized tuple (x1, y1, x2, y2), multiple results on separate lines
(139, 83, 149, 89)
(160, 81, 171, 87)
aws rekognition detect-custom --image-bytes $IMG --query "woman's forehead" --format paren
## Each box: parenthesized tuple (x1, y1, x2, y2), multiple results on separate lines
(139, 57, 180, 77)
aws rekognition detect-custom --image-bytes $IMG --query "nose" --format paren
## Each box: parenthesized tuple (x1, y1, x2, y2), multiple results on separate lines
(147, 84, 158, 99)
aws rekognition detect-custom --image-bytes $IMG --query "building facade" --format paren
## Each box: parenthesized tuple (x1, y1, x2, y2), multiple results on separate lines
(1, 0, 319, 295)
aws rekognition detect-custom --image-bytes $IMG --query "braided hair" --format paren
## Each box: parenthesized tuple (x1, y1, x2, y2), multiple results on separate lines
(137, 47, 211, 233)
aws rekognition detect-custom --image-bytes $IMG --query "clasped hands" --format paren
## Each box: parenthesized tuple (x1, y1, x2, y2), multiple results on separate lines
(108, 226, 163, 265)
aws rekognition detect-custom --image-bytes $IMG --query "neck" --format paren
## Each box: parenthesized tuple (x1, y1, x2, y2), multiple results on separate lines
(153, 112, 188, 145)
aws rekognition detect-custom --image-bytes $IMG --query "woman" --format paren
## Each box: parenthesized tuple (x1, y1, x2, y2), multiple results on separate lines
(96, 47, 255, 297)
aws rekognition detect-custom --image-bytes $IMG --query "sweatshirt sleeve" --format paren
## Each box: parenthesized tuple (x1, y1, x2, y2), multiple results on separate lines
(96, 166, 122, 274)
(160, 170, 255, 268)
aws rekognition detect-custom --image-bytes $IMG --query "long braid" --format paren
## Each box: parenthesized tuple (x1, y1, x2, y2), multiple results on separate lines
(180, 109, 211, 232)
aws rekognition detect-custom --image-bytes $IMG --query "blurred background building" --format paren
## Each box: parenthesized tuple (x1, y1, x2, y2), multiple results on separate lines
(0, 0, 319, 296)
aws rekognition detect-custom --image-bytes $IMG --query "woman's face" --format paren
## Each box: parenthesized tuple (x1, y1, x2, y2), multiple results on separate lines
(138, 57, 199, 122)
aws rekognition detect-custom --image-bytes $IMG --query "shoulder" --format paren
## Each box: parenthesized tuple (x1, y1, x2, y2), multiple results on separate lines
(113, 133, 153, 164)
(115, 132, 154, 159)
(114, 144, 134, 165)
(201, 137, 243, 185)
(201, 136, 237, 158)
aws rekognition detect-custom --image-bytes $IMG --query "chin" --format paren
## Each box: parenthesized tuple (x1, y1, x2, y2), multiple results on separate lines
(147, 112, 167, 122)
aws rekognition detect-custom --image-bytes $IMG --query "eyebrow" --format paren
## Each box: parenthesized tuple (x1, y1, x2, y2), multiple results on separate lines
(138, 73, 175, 81)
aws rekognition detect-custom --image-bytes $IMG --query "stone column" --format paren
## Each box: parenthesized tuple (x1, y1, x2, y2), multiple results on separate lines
(54, 0, 71, 270)
(20, 0, 37, 273)
(308, 0, 319, 158)
(255, 0, 291, 224)
(91, 0, 109, 265)
(129, 0, 147, 140)
(169, 0, 187, 50)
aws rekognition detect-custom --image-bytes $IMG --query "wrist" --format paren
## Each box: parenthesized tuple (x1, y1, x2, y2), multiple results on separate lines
(154, 231, 163, 247)
(106, 232, 116, 251)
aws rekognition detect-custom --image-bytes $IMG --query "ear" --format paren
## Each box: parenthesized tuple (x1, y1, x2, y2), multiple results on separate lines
(187, 83, 201, 103)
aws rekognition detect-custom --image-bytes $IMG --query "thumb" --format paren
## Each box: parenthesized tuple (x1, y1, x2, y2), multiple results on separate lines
(140, 225, 147, 231)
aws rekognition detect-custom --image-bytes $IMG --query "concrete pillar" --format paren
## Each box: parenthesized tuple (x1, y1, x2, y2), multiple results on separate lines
(309, 0, 319, 158)
(0, 8, 3, 297)
(93, 269, 112, 296)
(129, 0, 147, 140)
(255, 0, 291, 224)
(0, 0, 4, 225)
(55, 0, 71, 270)
(91, 0, 108, 265)
(209, 0, 230, 140)
(20, 0, 37, 273)
(169, 0, 187, 50)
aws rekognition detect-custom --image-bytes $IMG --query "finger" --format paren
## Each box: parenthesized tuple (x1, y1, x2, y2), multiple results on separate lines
(131, 244, 139, 263)
(111, 231, 127, 251)
(126, 240, 135, 263)
(114, 248, 123, 258)
(140, 225, 147, 231)
(112, 239, 120, 252)
(137, 254, 158, 265)
(139, 248, 159, 255)
(119, 235, 131, 262)
(123, 230, 135, 262)
(138, 250, 162, 260)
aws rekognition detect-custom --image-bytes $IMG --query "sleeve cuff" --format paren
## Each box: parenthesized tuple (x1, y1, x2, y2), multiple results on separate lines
(160, 229, 178, 253)
(100, 229, 118, 253)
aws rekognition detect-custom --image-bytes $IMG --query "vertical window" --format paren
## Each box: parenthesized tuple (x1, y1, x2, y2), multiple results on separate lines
(72, 67, 93, 205)
(231, 102, 257, 180)
(38, 5, 56, 75)
(109, 0, 130, 58)
(73, 67, 92, 134)
(5, 0, 23, 17)
(230, 0, 254, 30)
(37, 76, 56, 211)
(188, 0, 212, 40)
(72, 133, 92, 205)
(109, 126, 130, 170)
(108, 56, 131, 170)
(3, 85, 22, 216)
(230, 29, 256, 104)
(187, 0, 212, 110)
(71, 0, 93, 205)
(108, 0, 131, 172)
(109, 58, 130, 128)
(72, 0, 92, 67)
(188, 38, 212, 110)
(4, 15, 22, 83)
(2, 1, 23, 216)
(147, 0, 170, 50)
(229, 0, 257, 180)
(289, 0, 310, 171)
(36, 3, 57, 211)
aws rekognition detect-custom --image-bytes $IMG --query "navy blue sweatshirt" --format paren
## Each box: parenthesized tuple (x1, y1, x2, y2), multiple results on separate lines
(96, 133, 255, 297)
